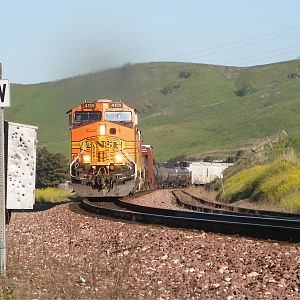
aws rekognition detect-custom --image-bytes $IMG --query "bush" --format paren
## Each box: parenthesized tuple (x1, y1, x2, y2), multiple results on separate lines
(287, 72, 300, 79)
(206, 178, 222, 191)
(179, 71, 191, 79)
(203, 156, 214, 162)
(35, 187, 73, 203)
(279, 192, 300, 213)
(160, 83, 180, 95)
(234, 82, 255, 97)
(221, 156, 300, 212)
(36, 147, 69, 188)
(221, 164, 269, 202)
(258, 159, 300, 203)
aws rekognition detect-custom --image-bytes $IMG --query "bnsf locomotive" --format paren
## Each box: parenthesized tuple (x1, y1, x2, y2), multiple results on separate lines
(68, 99, 190, 198)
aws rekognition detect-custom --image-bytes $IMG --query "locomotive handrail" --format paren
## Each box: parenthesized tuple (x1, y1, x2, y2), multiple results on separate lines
(120, 146, 137, 180)
(69, 143, 86, 178)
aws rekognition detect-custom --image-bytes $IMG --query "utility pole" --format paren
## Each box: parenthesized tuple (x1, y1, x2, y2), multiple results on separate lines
(0, 63, 6, 274)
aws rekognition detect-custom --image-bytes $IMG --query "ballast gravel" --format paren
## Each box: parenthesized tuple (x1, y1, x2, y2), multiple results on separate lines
(127, 189, 185, 210)
(0, 194, 299, 299)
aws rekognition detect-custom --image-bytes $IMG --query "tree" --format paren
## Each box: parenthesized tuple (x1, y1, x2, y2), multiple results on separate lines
(36, 147, 69, 188)
(179, 71, 191, 79)
(160, 83, 181, 95)
(203, 156, 214, 162)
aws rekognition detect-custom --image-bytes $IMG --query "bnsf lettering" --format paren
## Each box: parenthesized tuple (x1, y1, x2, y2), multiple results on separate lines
(97, 141, 123, 149)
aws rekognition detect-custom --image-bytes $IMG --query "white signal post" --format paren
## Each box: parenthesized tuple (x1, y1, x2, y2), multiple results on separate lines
(0, 64, 9, 274)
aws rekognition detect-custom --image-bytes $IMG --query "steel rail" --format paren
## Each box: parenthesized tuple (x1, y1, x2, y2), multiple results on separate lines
(81, 197, 300, 243)
(117, 197, 300, 228)
(181, 190, 300, 219)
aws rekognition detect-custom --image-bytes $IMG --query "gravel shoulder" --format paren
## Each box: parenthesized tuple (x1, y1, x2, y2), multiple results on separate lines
(127, 189, 186, 210)
(0, 201, 299, 299)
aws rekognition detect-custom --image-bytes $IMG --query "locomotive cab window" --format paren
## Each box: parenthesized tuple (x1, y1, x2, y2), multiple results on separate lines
(74, 111, 101, 127)
(104, 111, 132, 127)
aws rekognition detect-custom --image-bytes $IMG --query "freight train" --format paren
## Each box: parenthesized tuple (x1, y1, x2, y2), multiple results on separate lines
(68, 99, 190, 198)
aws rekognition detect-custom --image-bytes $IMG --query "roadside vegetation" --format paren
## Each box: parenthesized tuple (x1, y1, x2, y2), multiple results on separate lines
(36, 147, 69, 188)
(211, 134, 300, 213)
(35, 187, 74, 203)
(35, 147, 72, 203)
(1, 286, 22, 300)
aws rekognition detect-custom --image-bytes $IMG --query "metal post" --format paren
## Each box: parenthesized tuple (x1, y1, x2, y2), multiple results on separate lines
(0, 63, 6, 274)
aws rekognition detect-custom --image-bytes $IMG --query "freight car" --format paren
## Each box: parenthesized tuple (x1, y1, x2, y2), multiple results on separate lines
(68, 100, 190, 198)
(154, 166, 190, 188)
(142, 145, 191, 188)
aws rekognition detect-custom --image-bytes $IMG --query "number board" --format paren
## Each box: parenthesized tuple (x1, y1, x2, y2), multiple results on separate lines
(109, 102, 123, 109)
(81, 102, 96, 109)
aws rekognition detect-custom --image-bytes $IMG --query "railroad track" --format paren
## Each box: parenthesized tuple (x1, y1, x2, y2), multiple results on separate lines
(176, 190, 300, 219)
(80, 192, 300, 243)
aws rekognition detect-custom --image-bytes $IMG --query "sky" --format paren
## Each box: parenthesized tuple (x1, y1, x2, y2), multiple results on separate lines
(1, 0, 300, 84)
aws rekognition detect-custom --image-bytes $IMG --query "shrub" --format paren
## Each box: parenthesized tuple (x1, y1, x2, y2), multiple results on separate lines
(234, 82, 255, 97)
(287, 72, 300, 79)
(160, 83, 180, 95)
(279, 192, 300, 213)
(221, 156, 300, 212)
(207, 178, 222, 191)
(258, 159, 300, 203)
(225, 156, 235, 163)
(36, 147, 69, 188)
(222, 164, 269, 202)
(35, 187, 73, 203)
(179, 71, 191, 79)
(203, 156, 214, 162)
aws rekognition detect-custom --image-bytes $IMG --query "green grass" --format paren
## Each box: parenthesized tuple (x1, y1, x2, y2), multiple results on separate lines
(35, 187, 74, 203)
(1, 287, 22, 300)
(221, 155, 300, 213)
(6, 60, 300, 161)
(222, 164, 270, 201)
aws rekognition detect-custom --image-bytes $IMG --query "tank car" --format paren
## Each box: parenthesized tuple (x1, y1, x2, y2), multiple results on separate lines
(175, 167, 191, 187)
(154, 166, 191, 188)
(68, 99, 145, 197)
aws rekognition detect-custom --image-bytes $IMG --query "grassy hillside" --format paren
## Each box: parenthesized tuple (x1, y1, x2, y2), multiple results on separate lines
(6, 60, 300, 161)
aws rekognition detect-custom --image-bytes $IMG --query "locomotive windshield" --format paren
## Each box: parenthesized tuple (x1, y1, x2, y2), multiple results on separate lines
(74, 111, 101, 127)
(104, 111, 132, 122)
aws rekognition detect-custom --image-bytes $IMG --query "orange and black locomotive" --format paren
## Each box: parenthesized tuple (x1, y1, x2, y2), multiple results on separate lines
(68, 99, 190, 198)
(68, 99, 148, 197)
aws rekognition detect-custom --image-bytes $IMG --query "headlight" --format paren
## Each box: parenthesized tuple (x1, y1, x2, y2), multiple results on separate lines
(99, 124, 106, 136)
(115, 153, 123, 163)
(82, 154, 91, 163)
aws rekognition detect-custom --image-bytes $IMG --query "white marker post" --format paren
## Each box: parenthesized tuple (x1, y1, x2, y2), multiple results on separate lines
(0, 64, 10, 274)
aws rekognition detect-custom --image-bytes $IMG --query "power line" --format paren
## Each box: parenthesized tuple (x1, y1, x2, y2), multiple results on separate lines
(164, 25, 300, 60)
(177, 31, 300, 61)
(224, 43, 300, 65)
(239, 49, 300, 66)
